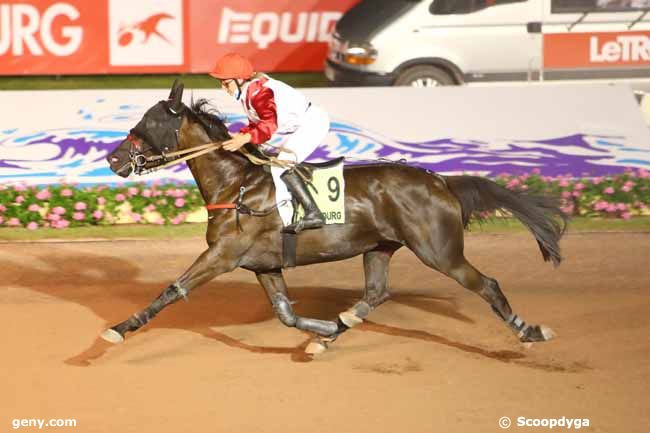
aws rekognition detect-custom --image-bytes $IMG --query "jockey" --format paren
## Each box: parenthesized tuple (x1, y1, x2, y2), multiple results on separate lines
(209, 52, 329, 234)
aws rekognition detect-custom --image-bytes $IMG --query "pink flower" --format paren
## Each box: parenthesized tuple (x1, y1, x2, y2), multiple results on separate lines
(621, 212, 631, 220)
(131, 213, 143, 223)
(7, 217, 21, 227)
(170, 213, 187, 225)
(561, 191, 572, 199)
(36, 189, 51, 200)
(144, 204, 156, 212)
(115, 193, 126, 202)
(591, 177, 603, 185)
(0, 204, 6, 212)
(141, 189, 152, 198)
(559, 180, 570, 187)
(594, 201, 609, 211)
(60, 188, 73, 197)
(532, 168, 541, 174)
(15, 195, 25, 203)
(42, 221, 50, 228)
(616, 203, 627, 211)
(74, 202, 87, 210)
(174, 198, 186, 208)
(28, 204, 40, 212)
(52, 206, 66, 215)
(97, 197, 107, 205)
(560, 204, 574, 214)
(506, 179, 520, 189)
(13, 184, 27, 192)
(572, 191, 581, 198)
(92, 210, 103, 220)
(73, 212, 85, 221)
(128, 187, 138, 196)
(0, 216, 4, 224)
(606, 204, 617, 213)
(48, 213, 61, 221)
(574, 182, 585, 191)
(26, 222, 38, 230)
(53, 219, 70, 229)
(603, 187, 615, 194)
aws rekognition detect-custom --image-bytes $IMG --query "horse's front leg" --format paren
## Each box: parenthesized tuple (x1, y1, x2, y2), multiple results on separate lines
(101, 242, 244, 343)
(256, 270, 347, 353)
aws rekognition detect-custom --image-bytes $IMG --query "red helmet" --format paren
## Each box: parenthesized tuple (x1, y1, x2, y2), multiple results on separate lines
(209, 53, 254, 80)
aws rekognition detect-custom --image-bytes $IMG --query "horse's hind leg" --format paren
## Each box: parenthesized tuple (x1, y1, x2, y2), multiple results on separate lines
(405, 212, 554, 343)
(337, 246, 397, 330)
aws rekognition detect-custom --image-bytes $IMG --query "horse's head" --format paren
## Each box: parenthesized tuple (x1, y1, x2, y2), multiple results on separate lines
(107, 80, 188, 177)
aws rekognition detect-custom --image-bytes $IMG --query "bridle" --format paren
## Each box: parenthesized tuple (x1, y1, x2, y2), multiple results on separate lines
(127, 100, 225, 175)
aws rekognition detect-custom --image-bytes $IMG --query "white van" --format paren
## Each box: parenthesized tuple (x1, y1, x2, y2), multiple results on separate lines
(325, 0, 650, 90)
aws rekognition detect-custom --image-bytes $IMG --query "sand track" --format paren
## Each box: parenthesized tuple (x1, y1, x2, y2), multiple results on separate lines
(1, 232, 648, 432)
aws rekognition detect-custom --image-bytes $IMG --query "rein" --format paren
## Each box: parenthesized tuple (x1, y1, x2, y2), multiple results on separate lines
(134, 139, 297, 175)
(134, 140, 224, 175)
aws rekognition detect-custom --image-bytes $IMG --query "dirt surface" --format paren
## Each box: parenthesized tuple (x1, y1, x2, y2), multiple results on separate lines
(1, 232, 649, 433)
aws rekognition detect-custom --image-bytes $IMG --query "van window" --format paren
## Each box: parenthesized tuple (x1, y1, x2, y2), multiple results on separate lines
(430, 0, 527, 14)
(551, 0, 650, 13)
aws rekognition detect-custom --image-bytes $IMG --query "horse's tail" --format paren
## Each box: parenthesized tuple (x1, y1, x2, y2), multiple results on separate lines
(444, 175, 568, 266)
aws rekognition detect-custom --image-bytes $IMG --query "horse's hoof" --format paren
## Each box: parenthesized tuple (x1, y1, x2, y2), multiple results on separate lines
(519, 325, 555, 343)
(305, 338, 328, 355)
(540, 325, 556, 341)
(339, 311, 363, 328)
(101, 328, 124, 344)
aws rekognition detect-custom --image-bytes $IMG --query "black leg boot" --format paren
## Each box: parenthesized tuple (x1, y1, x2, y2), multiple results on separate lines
(280, 170, 325, 233)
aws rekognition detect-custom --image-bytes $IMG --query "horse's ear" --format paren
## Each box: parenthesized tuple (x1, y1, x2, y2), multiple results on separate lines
(169, 79, 184, 111)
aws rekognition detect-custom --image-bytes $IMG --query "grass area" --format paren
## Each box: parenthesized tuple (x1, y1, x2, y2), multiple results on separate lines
(467, 216, 650, 233)
(1, 217, 648, 242)
(0, 73, 327, 91)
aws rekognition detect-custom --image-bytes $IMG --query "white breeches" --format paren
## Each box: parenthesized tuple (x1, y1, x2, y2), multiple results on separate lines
(267, 104, 330, 226)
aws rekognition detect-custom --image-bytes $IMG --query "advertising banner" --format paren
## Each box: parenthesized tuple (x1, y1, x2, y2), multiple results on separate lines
(1, 84, 649, 186)
(188, 0, 359, 72)
(544, 31, 650, 69)
(0, 0, 108, 75)
(0, 0, 357, 75)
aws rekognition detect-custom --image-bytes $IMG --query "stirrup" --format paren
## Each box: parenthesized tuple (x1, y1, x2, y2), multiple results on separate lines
(282, 215, 324, 234)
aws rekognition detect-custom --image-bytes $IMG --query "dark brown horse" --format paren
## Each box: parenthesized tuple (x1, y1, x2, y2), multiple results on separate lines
(105, 81, 567, 354)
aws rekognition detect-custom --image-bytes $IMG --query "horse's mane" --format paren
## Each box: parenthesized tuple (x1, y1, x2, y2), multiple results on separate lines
(187, 97, 267, 169)
(188, 98, 231, 141)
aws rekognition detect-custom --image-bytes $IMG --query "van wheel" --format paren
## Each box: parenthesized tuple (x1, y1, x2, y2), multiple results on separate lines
(394, 65, 456, 87)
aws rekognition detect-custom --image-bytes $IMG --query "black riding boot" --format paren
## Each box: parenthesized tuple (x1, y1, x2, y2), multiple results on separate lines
(280, 170, 325, 233)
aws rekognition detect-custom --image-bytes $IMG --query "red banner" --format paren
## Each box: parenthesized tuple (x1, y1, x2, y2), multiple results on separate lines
(188, 0, 359, 73)
(0, 0, 107, 75)
(0, 0, 358, 75)
(544, 32, 650, 69)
